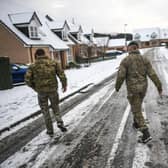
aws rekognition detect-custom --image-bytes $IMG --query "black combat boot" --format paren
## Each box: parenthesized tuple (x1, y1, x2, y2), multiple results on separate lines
(132, 122, 140, 130)
(46, 131, 54, 137)
(57, 122, 67, 132)
(138, 128, 152, 143)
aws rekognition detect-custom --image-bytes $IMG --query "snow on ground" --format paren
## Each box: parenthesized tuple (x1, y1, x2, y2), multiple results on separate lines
(157, 47, 168, 88)
(159, 46, 168, 60)
(0, 47, 166, 132)
(0, 55, 125, 130)
(0, 80, 114, 168)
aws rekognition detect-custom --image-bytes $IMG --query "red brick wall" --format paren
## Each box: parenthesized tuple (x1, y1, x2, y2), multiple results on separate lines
(0, 23, 30, 64)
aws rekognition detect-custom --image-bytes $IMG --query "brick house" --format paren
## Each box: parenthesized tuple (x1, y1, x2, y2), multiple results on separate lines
(67, 22, 91, 63)
(133, 28, 161, 48)
(93, 36, 109, 57)
(84, 29, 98, 59)
(107, 38, 126, 51)
(160, 28, 168, 45)
(0, 12, 69, 69)
(46, 16, 76, 66)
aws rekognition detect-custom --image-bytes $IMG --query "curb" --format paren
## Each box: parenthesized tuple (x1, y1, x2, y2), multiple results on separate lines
(0, 83, 94, 135)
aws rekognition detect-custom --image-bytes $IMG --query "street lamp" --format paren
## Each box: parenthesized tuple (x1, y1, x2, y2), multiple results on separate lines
(124, 24, 127, 51)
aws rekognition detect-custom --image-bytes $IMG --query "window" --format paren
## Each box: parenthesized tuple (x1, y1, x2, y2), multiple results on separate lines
(29, 26, 39, 39)
(62, 30, 68, 40)
(78, 32, 82, 41)
(151, 41, 157, 45)
(67, 49, 73, 63)
(145, 42, 150, 46)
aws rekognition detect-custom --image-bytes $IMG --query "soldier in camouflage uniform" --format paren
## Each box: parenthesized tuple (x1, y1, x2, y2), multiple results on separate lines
(115, 41, 162, 143)
(25, 49, 67, 137)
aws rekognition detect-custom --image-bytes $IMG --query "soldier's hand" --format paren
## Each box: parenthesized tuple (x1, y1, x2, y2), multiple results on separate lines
(62, 86, 67, 93)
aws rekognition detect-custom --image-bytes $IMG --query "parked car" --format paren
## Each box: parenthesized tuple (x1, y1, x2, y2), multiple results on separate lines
(11, 64, 28, 84)
(105, 50, 123, 57)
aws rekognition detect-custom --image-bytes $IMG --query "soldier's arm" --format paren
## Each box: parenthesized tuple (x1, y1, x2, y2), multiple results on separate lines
(55, 62, 67, 89)
(145, 58, 162, 93)
(115, 60, 127, 92)
(25, 66, 35, 90)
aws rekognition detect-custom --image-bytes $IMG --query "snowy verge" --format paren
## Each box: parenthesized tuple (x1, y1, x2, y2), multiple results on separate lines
(0, 55, 125, 131)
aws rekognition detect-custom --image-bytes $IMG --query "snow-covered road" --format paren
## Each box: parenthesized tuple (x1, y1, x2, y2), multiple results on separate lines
(1, 47, 168, 168)
(0, 68, 128, 168)
(112, 47, 168, 168)
(0, 55, 125, 132)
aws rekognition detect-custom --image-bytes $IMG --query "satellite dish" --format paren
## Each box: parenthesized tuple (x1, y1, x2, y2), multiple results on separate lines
(151, 32, 157, 39)
(134, 33, 141, 40)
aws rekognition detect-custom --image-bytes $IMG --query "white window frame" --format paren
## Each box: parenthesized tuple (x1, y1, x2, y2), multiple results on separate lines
(77, 32, 82, 41)
(67, 48, 73, 63)
(29, 26, 39, 39)
(62, 30, 68, 40)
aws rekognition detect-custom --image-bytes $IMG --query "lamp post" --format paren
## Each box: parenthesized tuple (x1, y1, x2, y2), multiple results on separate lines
(124, 24, 127, 51)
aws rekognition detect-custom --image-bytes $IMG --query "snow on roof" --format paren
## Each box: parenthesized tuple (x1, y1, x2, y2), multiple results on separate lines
(9, 12, 34, 25)
(46, 20, 74, 45)
(133, 27, 160, 41)
(34, 12, 69, 50)
(81, 35, 90, 44)
(93, 37, 109, 47)
(0, 1, 69, 51)
(68, 22, 80, 33)
(47, 20, 65, 30)
(64, 39, 75, 45)
(68, 33, 82, 44)
(68, 30, 90, 45)
(108, 38, 125, 47)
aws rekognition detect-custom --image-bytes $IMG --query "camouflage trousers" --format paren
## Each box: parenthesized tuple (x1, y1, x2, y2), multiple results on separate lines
(127, 92, 148, 131)
(38, 91, 63, 134)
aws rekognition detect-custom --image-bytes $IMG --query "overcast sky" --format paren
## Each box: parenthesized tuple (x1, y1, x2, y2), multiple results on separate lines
(3, 0, 168, 33)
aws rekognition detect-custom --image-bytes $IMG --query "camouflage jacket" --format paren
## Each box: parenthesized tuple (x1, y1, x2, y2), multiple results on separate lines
(25, 56, 67, 93)
(115, 50, 162, 94)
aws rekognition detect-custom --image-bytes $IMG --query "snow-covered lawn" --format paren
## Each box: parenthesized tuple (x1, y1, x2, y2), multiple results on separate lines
(0, 55, 125, 130)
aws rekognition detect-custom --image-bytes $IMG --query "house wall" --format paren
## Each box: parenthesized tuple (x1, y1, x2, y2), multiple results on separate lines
(74, 45, 80, 58)
(107, 46, 124, 50)
(160, 39, 168, 43)
(53, 51, 61, 62)
(28, 47, 51, 62)
(29, 48, 68, 69)
(53, 50, 68, 69)
(0, 23, 30, 64)
(139, 40, 160, 48)
(91, 45, 98, 58)
(60, 51, 67, 69)
(72, 45, 76, 61)
(80, 44, 88, 58)
(0, 23, 68, 68)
